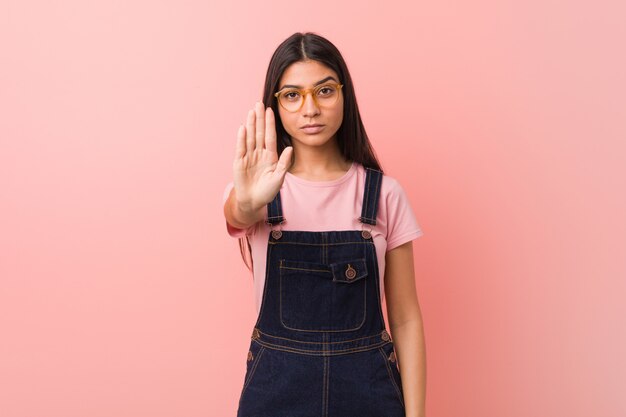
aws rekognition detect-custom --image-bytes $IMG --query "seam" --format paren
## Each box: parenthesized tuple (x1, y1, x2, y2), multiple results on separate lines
(324, 352, 329, 417)
(378, 347, 405, 408)
(276, 190, 283, 219)
(279, 271, 367, 333)
(254, 329, 386, 344)
(280, 266, 331, 273)
(386, 229, 424, 251)
(371, 170, 381, 224)
(252, 339, 389, 355)
(362, 168, 371, 222)
(240, 346, 266, 401)
(270, 241, 373, 246)
(322, 333, 329, 417)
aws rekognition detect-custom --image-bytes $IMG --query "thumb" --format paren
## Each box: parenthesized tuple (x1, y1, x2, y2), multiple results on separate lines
(275, 147, 293, 177)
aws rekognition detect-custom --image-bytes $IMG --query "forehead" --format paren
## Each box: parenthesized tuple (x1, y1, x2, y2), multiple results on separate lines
(279, 60, 338, 86)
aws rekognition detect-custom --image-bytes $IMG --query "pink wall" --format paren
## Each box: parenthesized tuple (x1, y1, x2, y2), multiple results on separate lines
(1, 1, 624, 416)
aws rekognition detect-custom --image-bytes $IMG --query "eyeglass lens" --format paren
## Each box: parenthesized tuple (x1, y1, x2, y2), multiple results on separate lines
(278, 84, 340, 112)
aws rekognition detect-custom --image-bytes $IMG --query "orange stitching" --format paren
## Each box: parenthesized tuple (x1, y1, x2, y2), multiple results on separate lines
(372, 169, 381, 224)
(280, 266, 331, 273)
(253, 339, 389, 355)
(240, 346, 266, 399)
(362, 167, 371, 222)
(331, 258, 368, 283)
(270, 241, 373, 246)
(254, 329, 385, 344)
(323, 353, 329, 416)
(279, 259, 367, 332)
(378, 347, 405, 408)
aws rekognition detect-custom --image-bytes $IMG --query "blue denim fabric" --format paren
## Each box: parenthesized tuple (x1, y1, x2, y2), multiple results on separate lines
(237, 168, 405, 417)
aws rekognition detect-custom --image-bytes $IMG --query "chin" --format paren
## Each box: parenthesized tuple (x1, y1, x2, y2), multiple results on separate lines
(294, 133, 335, 145)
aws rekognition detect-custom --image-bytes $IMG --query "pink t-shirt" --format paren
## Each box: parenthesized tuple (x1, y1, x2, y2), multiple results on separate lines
(222, 161, 424, 315)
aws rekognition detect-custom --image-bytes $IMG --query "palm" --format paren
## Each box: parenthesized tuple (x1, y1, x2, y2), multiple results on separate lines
(232, 102, 293, 212)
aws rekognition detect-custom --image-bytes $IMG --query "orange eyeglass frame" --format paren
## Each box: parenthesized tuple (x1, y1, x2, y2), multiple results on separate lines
(274, 83, 344, 112)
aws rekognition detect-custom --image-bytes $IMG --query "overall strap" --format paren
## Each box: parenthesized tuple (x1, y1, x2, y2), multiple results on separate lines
(359, 167, 383, 225)
(266, 190, 285, 225)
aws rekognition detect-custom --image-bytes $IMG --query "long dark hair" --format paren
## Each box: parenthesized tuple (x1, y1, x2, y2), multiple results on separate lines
(237, 32, 384, 272)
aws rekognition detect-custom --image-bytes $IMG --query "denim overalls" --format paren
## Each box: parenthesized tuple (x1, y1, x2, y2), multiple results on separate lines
(237, 167, 406, 417)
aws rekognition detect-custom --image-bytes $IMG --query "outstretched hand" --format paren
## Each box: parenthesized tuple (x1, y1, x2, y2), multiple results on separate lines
(232, 101, 293, 214)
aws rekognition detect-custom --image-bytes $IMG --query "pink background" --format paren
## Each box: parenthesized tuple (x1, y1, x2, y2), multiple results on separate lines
(1, 1, 625, 416)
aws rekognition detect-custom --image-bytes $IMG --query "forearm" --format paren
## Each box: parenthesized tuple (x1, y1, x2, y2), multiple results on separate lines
(390, 318, 426, 417)
(223, 187, 265, 229)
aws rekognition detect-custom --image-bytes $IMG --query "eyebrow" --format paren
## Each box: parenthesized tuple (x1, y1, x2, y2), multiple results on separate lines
(279, 76, 338, 90)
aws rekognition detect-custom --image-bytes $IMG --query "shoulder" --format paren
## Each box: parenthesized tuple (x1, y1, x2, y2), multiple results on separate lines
(381, 172, 403, 194)
(356, 163, 404, 199)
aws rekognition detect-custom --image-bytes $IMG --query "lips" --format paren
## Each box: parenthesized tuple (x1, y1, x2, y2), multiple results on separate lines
(301, 125, 325, 134)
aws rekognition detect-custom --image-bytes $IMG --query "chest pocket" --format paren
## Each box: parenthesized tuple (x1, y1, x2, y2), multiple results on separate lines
(279, 258, 368, 332)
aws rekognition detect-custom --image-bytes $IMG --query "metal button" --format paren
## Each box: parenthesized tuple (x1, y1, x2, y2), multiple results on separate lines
(381, 330, 390, 341)
(361, 230, 372, 239)
(388, 351, 396, 362)
(247, 351, 253, 361)
(271, 230, 282, 239)
(345, 264, 357, 280)
(251, 328, 260, 340)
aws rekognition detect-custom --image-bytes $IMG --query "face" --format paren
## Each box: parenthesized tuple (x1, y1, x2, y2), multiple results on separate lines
(275, 60, 344, 149)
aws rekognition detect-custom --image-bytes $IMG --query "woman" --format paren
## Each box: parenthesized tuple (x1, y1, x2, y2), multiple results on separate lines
(223, 32, 426, 417)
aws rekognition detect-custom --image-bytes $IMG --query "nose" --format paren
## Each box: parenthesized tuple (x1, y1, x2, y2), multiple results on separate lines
(301, 92, 320, 117)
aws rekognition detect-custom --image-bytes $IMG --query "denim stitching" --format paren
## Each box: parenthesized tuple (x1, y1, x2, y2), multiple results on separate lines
(323, 345, 329, 417)
(361, 168, 376, 223)
(365, 168, 375, 222)
(378, 346, 405, 408)
(279, 260, 367, 333)
(359, 168, 382, 224)
(240, 346, 266, 401)
(254, 328, 388, 344)
(371, 169, 381, 225)
(362, 168, 372, 223)
(330, 258, 367, 283)
(276, 190, 283, 221)
(322, 332, 328, 417)
(281, 266, 331, 273)
(253, 339, 390, 355)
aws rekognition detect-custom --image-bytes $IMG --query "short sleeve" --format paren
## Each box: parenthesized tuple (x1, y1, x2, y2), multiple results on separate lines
(385, 179, 424, 251)
(222, 181, 257, 238)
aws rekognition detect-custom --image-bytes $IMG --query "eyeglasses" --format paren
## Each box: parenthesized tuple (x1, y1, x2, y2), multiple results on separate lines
(274, 83, 344, 113)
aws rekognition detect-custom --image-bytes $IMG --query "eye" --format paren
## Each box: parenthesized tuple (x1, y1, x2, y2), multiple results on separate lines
(282, 90, 301, 101)
(317, 85, 336, 96)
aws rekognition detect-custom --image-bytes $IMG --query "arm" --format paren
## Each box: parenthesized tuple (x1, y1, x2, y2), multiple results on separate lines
(223, 184, 266, 230)
(384, 240, 426, 417)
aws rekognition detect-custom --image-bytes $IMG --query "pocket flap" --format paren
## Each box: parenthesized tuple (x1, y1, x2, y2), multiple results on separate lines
(330, 258, 368, 283)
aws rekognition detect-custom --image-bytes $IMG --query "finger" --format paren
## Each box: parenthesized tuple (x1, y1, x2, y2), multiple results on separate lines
(255, 101, 265, 149)
(245, 108, 255, 154)
(275, 146, 293, 176)
(235, 124, 246, 159)
(265, 107, 277, 153)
